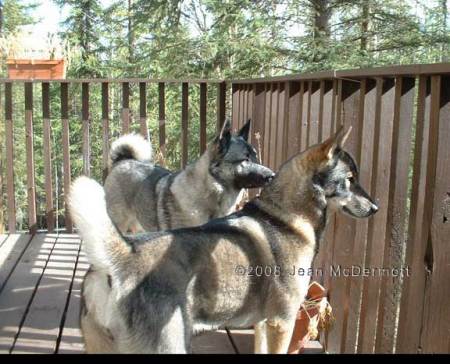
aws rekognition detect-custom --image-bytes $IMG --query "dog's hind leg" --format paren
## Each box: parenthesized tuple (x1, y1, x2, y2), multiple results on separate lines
(123, 306, 190, 354)
(265, 318, 297, 354)
(80, 269, 118, 353)
(254, 321, 268, 354)
(81, 310, 117, 353)
(157, 306, 191, 353)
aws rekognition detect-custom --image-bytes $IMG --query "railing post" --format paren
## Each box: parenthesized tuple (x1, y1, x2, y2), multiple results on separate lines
(4, 82, 15, 233)
(284, 81, 301, 161)
(199, 82, 207, 154)
(139, 82, 149, 139)
(268, 83, 278, 170)
(102, 82, 109, 182)
(82, 82, 90, 177)
(251, 83, 266, 162)
(231, 83, 239, 131)
(61, 82, 72, 232)
(122, 82, 130, 134)
(217, 81, 226, 132)
(158, 82, 166, 157)
(181, 82, 189, 168)
(25, 82, 37, 234)
(42, 82, 54, 232)
(262, 83, 271, 164)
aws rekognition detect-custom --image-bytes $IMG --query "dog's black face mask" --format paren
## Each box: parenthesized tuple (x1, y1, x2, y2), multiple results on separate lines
(308, 127, 378, 219)
(315, 149, 378, 218)
(209, 119, 275, 189)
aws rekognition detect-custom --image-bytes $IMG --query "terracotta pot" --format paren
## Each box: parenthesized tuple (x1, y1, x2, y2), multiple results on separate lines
(287, 281, 329, 354)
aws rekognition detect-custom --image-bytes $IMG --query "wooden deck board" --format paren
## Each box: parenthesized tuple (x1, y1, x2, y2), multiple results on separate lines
(57, 241, 88, 354)
(0, 234, 33, 290)
(0, 234, 57, 353)
(0, 234, 9, 248)
(226, 329, 254, 354)
(0, 234, 322, 354)
(192, 330, 236, 354)
(12, 235, 80, 353)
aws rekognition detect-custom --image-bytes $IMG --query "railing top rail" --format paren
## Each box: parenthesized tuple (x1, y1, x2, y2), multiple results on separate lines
(0, 78, 225, 84)
(230, 62, 450, 84)
(1, 63, 449, 85)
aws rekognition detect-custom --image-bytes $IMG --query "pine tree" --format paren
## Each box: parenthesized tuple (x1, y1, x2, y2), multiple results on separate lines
(0, 0, 37, 35)
(54, 0, 105, 77)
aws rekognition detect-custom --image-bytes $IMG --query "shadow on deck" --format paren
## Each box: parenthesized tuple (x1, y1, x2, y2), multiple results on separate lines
(0, 233, 323, 354)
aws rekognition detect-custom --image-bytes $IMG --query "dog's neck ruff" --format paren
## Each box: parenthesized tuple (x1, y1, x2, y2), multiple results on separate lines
(257, 155, 329, 247)
(173, 151, 239, 216)
(252, 199, 317, 247)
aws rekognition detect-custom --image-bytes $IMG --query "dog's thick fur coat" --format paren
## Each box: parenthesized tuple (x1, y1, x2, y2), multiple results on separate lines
(81, 120, 275, 352)
(70, 128, 378, 353)
(104, 120, 274, 233)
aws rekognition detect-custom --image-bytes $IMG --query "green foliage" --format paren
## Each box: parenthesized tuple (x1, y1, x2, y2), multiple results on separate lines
(0, 0, 38, 35)
(54, 0, 105, 77)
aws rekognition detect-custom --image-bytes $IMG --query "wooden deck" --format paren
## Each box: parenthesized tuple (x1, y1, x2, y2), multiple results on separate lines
(0, 233, 323, 354)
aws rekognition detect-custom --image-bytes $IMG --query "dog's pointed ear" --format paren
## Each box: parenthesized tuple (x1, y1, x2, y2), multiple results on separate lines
(238, 119, 251, 141)
(336, 125, 352, 148)
(217, 119, 232, 152)
(321, 126, 352, 160)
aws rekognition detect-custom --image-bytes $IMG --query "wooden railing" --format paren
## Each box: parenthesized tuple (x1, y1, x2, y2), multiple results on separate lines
(231, 63, 450, 354)
(0, 79, 227, 234)
(1, 63, 449, 354)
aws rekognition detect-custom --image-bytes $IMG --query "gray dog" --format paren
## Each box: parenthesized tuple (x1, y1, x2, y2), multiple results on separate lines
(80, 119, 274, 352)
(104, 119, 275, 233)
(69, 126, 378, 353)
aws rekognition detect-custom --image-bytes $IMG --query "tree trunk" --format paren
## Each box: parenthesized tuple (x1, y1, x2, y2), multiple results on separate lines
(128, 0, 135, 74)
(81, 1, 92, 64)
(311, 0, 331, 63)
(0, 3, 3, 35)
(313, 0, 331, 40)
(360, 0, 370, 52)
(442, 0, 448, 61)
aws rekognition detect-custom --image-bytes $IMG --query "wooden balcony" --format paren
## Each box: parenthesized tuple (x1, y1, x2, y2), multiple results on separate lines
(1, 63, 450, 353)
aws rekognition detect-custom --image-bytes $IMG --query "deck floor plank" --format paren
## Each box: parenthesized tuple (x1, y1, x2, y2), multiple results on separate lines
(12, 235, 80, 354)
(192, 330, 236, 354)
(227, 329, 254, 354)
(0, 234, 58, 353)
(0, 234, 33, 290)
(57, 239, 88, 354)
(0, 234, 9, 248)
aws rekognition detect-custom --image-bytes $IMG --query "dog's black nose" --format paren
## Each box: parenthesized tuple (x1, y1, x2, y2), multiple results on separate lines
(265, 173, 275, 182)
(370, 203, 379, 214)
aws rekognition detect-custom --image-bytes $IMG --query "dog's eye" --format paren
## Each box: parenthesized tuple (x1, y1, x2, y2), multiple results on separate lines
(347, 175, 355, 183)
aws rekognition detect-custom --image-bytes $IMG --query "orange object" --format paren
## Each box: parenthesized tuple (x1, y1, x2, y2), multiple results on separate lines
(288, 282, 330, 354)
(7, 59, 66, 79)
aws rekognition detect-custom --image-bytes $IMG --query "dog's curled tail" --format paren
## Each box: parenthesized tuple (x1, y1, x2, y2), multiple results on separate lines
(69, 176, 130, 272)
(108, 133, 153, 170)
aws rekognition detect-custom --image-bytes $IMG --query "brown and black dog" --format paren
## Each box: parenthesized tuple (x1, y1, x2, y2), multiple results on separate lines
(69, 126, 378, 353)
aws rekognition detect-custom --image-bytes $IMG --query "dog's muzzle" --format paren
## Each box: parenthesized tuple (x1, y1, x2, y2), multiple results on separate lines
(236, 164, 275, 189)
